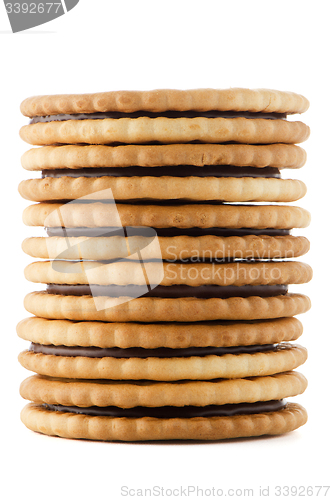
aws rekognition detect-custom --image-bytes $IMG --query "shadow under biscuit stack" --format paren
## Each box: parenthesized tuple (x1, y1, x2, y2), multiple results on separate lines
(17, 88, 312, 441)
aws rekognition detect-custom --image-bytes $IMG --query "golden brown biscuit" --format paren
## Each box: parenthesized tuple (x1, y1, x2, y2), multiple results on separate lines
(21, 144, 307, 171)
(20, 402, 307, 441)
(16, 316, 303, 348)
(20, 89, 310, 116)
(24, 260, 313, 287)
(20, 372, 307, 408)
(21, 234, 310, 261)
(19, 117, 310, 146)
(18, 176, 307, 203)
(24, 291, 311, 322)
(18, 343, 307, 380)
(22, 202, 311, 229)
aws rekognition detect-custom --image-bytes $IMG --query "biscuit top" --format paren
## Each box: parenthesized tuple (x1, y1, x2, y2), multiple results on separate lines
(20, 88, 310, 117)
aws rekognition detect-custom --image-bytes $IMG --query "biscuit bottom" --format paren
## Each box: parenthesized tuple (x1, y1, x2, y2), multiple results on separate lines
(21, 402, 307, 441)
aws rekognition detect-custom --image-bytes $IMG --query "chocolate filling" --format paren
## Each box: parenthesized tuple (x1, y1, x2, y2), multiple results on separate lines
(30, 110, 287, 124)
(41, 165, 280, 179)
(43, 400, 286, 418)
(29, 342, 277, 358)
(46, 284, 288, 299)
(43, 200, 279, 206)
(45, 227, 290, 238)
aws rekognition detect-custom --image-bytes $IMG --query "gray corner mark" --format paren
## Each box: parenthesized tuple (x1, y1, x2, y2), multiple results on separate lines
(64, 0, 79, 11)
(3, 0, 80, 33)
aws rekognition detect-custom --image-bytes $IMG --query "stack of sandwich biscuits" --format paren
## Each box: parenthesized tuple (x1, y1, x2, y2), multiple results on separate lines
(18, 88, 312, 441)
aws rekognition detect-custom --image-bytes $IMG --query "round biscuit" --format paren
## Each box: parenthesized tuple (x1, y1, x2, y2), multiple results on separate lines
(18, 343, 307, 380)
(21, 235, 310, 260)
(20, 88, 310, 116)
(23, 292, 311, 322)
(20, 372, 307, 408)
(24, 260, 313, 286)
(21, 144, 307, 171)
(19, 117, 310, 146)
(18, 176, 307, 203)
(17, 316, 303, 348)
(22, 202, 311, 229)
(20, 402, 308, 440)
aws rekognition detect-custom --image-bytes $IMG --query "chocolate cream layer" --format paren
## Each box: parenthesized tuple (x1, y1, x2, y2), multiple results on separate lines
(30, 110, 287, 124)
(46, 284, 288, 299)
(46, 227, 290, 238)
(41, 165, 280, 179)
(43, 400, 286, 418)
(46, 200, 284, 206)
(29, 342, 277, 358)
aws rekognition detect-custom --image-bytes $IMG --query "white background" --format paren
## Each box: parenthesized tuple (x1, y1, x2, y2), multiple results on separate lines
(0, 1, 330, 499)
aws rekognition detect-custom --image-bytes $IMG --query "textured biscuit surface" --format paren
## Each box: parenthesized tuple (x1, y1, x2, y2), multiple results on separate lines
(23, 292, 311, 322)
(20, 402, 308, 441)
(18, 176, 307, 203)
(19, 117, 310, 146)
(21, 235, 310, 260)
(20, 89, 310, 116)
(24, 260, 313, 286)
(17, 316, 303, 348)
(20, 372, 307, 408)
(18, 343, 307, 380)
(21, 144, 307, 171)
(22, 202, 311, 229)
